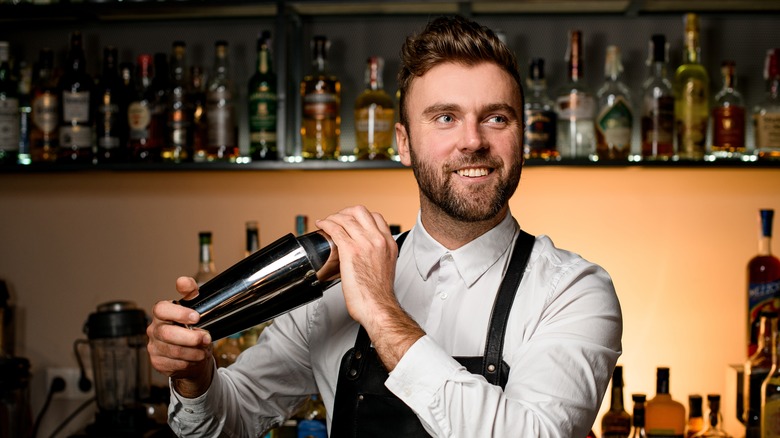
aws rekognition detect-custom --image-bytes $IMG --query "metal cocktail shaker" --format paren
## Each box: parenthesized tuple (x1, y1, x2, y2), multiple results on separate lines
(176, 230, 340, 341)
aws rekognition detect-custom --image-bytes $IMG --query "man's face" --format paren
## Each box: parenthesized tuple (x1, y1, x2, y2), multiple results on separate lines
(396, 62, 524, 223)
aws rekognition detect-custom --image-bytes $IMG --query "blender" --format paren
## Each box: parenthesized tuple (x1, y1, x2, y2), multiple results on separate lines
(80, 301, 153, 437)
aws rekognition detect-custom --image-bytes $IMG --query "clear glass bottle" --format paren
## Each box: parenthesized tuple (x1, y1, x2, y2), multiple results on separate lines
(30, 48, 59, 163)
(17, 60, 32, 166)
(556, 30, 596, 160)
(748, 209, 780, 356)
(753, 48, 780, 160)
(203, 41, 238, 162)
(745, 313, 777, 438)
(693, 395, 730, 437)
(645, 367, 686, 437)
(601, 365, 631, 437)
(188, 65, 208, 159)
(147, 52, 170, 161)
(640, 34, 675, 161)
(596, 45, 633, 160)
(710, 61, 745, 159)
(300, 35, 341, 160)
(248, 31, 278, 161)
(354, 56, 395, 160)
(674, 13, 709, 160)
(194, 231, 217, 286)
(163, 41, 192, 163)
(763, 317, 780, 438)
(95, 46, 127, 164)
(686, 394, 704, 437)
(524, 58, 558, 160)
(0, 40, 20, 165)
(57, 31, 94, 164)
(631, 394, 647, 438)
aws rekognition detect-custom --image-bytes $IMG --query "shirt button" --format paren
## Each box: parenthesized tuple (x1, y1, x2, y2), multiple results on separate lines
(440, 292, 448, 300)
(404, 388, 412, 397)
(184, 408, 194, 414)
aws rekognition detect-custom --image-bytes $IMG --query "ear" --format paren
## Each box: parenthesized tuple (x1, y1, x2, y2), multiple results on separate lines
(395, 122, 412, 166)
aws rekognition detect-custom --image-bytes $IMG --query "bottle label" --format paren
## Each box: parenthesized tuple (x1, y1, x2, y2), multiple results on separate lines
(303, 92, 339, 120)
(98, 101, 120, 149)
(524, 108, 557, 150)
(128, 101, 151, 140)
(556, 93, 595, 119)
(249, 90, 278, 142)
(0, 97, 20, 150)
(32, 93, 58, 134)
(207, 89, 236, 147)
(59, 125, 91, 148)
(641, 95, 674, 152)
(754, 112, 780, 149)
(62, 91, 90, 123)
(749, 279, 780, 343)
(712, 106, 746, 148)
(675, 78, 708, 153)
(597, 96, 633, 148)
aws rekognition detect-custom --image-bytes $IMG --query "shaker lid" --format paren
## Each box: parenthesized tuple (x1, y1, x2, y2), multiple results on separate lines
(84, 301, 148, 339)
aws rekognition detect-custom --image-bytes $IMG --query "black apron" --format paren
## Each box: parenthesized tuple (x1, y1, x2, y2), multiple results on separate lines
(329, 230, 536, 438)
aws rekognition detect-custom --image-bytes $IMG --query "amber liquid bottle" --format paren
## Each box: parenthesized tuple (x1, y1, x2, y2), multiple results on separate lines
(300, 35, 341, 160)
(128, 54, 158, 162)
(163, 41, 192, 163)
(686, 395, 703, 437)
(202, 41, 238, 162)
(674, 13, 709, 160)
(645, 367, 685, 438)
(748, 209, 780, 356)
(30, 48, 59, 163)
(354, 56, 395, 160)
(602, 365, 631, 437)
(710, 61, 745, 159)
(632, 394, 648, 438)
(57, 31, 94, 164)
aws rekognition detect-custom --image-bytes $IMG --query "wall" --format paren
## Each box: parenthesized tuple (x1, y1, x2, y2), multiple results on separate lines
(1, 165, 779, 436)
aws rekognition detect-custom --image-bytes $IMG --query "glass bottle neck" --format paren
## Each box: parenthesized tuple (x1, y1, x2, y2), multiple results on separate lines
(767, 77, 780, 99)
(760, 235, 773, 256)
(611, 385, 625, 410)
(683, 31, 701, 65)
(257, 49, 271, 74)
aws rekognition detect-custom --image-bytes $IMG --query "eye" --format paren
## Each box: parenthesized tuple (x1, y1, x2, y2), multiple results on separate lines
(435, 114, 455, 124)
(486, 115, 508, 124)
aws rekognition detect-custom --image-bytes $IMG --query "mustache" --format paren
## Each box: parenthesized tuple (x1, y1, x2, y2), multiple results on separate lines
(444, 153, 504, 172)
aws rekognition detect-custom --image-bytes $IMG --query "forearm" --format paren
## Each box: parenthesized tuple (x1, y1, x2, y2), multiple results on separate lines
(365, 304, 426, 371)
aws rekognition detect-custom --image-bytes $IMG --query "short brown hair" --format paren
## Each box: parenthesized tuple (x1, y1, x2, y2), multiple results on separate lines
(397, 15, 524, 127)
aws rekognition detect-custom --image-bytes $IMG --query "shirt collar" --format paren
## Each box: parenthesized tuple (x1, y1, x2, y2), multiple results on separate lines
(411, 210, 519, 288)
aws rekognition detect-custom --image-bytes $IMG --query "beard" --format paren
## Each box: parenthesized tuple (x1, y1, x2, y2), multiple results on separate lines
(409, 143, 523, 223)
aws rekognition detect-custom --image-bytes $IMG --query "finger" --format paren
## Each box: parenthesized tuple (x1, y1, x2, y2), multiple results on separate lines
(176, 276, 199, 299)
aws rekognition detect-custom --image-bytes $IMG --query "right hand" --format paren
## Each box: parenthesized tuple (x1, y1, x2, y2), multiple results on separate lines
(147, 276, 214, 397)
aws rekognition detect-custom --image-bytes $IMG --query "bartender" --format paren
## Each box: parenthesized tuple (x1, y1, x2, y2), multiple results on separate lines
(147, 15, 622, 437)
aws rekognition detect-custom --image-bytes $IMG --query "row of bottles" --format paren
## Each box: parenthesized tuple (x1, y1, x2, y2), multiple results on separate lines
(0, 29, 396, 166)
(526, 13, 780, 163)
(600, 366, 729, 438)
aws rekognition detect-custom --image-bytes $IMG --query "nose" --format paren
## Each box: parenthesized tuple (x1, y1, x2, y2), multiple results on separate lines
(460, 119, 487, 153)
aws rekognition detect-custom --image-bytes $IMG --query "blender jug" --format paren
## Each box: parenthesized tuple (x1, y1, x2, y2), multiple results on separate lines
(83, 301, 150, 413)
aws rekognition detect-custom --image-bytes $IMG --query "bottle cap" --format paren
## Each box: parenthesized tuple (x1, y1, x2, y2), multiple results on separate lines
(648, 34, 667, 64)
(631, 393, 646, 403)
(612, 365, 623, 386)
(760, 209, 775, 238)
(689, 394, 703, 417)
(529, 58, 545, 81)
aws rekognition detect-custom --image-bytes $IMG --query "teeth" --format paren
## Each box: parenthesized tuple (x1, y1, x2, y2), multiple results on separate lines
(456, 168, 489, 177)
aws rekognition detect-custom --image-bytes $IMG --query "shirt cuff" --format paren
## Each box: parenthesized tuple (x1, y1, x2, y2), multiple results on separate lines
(385, 335, 465, 412)
(168, 362, 222, 421)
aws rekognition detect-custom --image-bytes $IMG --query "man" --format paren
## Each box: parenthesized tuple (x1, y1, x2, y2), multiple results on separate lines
(147, 15, 622, 437)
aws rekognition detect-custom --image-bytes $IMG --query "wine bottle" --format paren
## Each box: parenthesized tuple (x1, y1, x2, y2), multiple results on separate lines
(57, 31, 94, 164)
(748, 209, 780, 357)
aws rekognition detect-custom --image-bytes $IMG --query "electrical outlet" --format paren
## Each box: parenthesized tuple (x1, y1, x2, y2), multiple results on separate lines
(46, 367, 93, 400)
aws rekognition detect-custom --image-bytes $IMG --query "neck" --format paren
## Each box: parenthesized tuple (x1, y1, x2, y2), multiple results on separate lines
(419, 198, 508, 250)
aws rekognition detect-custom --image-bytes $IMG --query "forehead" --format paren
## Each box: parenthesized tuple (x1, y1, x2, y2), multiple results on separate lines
(406, 61, 522, 110)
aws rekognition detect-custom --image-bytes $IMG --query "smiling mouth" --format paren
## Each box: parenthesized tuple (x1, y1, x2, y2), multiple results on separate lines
(456, 167, 491, 178)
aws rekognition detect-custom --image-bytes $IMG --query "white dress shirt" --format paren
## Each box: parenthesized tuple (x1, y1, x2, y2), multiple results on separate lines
(167, 211, 623, 437)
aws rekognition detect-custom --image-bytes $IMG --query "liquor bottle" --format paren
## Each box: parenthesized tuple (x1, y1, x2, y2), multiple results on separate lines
(245, 220, 260, 257)
(674, 13, 709, 160)
(601, 365, 631, 437)
(17, 60, 32, 165)
(524, 58, 558, 160)
(163, 41, 192, 163)
(745, 313, 776, 438)
(57, 31, 94, 164)
(95, 46, 127, 163)
(640, 34, 675, 161)
(146, 52, 170, 161)
(30, 48, 58, 163)
(248, 31, 278, 161)
(596, 45, 633, 160)
(0, 41, 20, 165)
(686, 395, 703, 437)
(295, 214, 308, 236)
(188, 65, 208, 159)
(631, 394, 648, 438)
(753, 48, 780, 160)
(214, 332, 243, 368)
(645, 367, 685, 437)
(748, 209, 780, 356)
(693, 395, 729, 437)
(203, 41, 238, 162)
(128, 54, 158, 162)
(296, 394, 327, 438)
(710, 61, 745, 160)
(354, 56, 395, 160)
(194, 231, 217, 286)
(763, 317, 780, 438)
(300, 35, 341, 160)
(556, 30, 596, 160)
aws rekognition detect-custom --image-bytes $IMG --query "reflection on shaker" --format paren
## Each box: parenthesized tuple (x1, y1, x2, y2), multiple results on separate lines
(176, 230, 340, 341)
